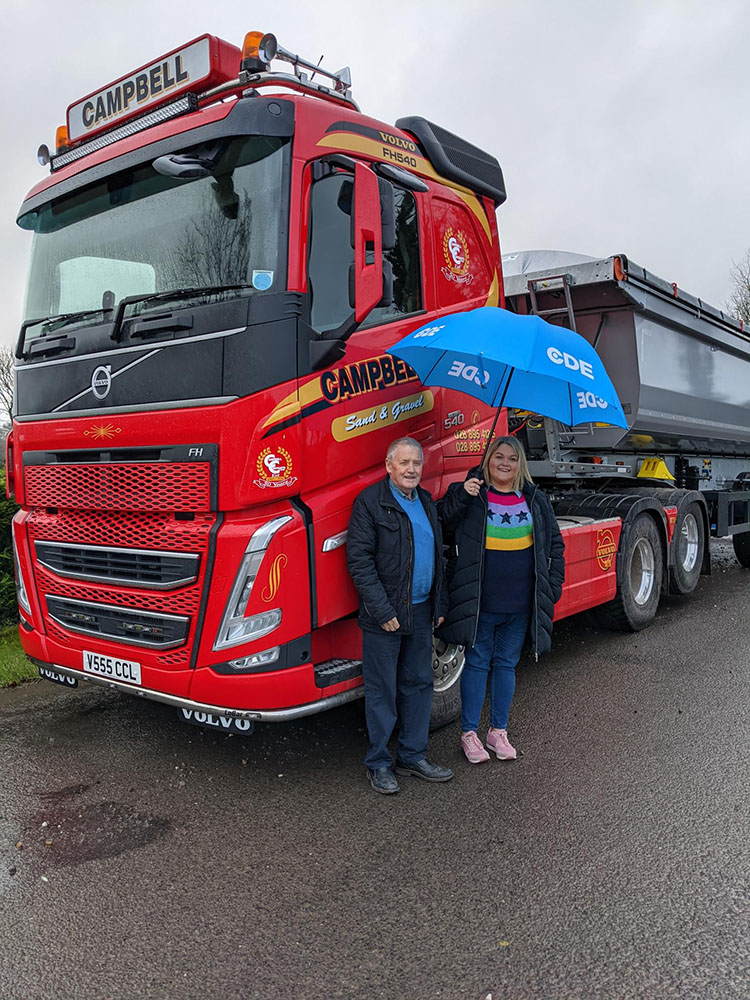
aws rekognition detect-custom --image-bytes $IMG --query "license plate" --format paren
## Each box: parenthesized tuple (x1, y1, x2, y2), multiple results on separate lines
(82, 650, 142, 685)
(179, 708, 255, 735)
(38, 665, 78, 688)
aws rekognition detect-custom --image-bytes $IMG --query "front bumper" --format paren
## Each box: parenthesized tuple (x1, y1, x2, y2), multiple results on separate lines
(31, 657, 364, 722)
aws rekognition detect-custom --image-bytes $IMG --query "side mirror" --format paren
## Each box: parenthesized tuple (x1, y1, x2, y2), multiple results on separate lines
(352, 162, 383, 322)
(348, 260, 393, 310)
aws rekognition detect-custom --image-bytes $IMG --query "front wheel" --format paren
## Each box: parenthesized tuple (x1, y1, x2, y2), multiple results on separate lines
(594, 513, 664, 631)
(429, 638, 464, 730)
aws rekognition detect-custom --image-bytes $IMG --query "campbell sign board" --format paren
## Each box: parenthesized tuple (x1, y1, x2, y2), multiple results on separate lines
(66, 35, 239, 142)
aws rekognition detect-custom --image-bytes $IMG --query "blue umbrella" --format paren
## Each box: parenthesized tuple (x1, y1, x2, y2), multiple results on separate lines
(387, 306, 627, 439)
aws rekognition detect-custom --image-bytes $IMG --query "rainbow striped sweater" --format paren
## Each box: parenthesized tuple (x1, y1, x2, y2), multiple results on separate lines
(480, 489, 535, 614)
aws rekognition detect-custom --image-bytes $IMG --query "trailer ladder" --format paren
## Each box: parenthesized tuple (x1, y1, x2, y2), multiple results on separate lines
(527, 272, 577, 331)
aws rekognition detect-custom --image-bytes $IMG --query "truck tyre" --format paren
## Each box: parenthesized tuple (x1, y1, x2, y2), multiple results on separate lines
(594, 514, 663, 631)
(732, 531, 750, 567)
(671, 501, 705, 594)
(429, 638, 464, 730)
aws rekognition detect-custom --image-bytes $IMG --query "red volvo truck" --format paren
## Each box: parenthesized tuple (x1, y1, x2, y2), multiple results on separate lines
(9, 32, 750, 734)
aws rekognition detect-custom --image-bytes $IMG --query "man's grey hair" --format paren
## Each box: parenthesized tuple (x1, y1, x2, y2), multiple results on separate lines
(386, 436, 423, 462)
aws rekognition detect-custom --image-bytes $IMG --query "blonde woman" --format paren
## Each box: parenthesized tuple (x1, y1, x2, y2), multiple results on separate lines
(437, 437, 565, 764)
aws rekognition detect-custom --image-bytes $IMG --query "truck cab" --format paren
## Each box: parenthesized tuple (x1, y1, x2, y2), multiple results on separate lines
(10, 31, 507, 730)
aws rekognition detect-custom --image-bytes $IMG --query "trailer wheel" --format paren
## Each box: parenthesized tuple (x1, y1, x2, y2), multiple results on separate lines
(594, 514, 663, 631)
(732, 531, 750, 567)
(671, 502, 705, 594)
(429, 639, 464, 730)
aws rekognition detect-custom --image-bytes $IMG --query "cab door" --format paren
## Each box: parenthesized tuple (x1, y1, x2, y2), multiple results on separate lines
(301, 159, 437, 628)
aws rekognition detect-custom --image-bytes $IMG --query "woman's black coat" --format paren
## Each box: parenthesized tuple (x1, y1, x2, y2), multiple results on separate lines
(437, 469, 565, 656)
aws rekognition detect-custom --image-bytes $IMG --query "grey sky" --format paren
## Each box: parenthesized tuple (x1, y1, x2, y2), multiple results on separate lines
(2, 0, 749, 347)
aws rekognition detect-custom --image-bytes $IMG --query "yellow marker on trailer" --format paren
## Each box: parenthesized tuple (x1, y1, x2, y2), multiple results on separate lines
(638, 457, 675, 481)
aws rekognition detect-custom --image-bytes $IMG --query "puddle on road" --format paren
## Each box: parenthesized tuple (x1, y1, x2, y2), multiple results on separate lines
(24, 796, 171, 868)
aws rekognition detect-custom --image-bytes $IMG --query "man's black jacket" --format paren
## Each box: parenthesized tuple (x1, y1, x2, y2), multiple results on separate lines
(437, 470, 565, 655)
(347, 477, 448, 633)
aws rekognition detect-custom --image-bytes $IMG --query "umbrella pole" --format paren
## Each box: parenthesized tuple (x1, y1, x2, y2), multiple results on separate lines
(480, 369, 513, 465)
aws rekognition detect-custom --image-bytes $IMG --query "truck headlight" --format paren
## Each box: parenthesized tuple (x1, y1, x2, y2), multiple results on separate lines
(213, 515, 291, 651)
(12, 533, 32, 615)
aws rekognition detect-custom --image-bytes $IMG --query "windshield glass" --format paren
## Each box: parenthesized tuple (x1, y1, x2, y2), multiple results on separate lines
(19, 136, 288, 325)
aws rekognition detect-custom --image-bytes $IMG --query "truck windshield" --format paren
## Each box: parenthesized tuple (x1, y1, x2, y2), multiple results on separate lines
(18, 135, 288, 326)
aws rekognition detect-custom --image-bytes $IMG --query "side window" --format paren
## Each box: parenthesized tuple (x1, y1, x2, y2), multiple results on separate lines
(307, 172, 423, 333)
(308, 173, 354, 333)
(368, 186, 422, 326)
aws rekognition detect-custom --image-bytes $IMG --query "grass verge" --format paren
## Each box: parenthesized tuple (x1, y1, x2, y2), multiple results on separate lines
(0, 625, 36, 687)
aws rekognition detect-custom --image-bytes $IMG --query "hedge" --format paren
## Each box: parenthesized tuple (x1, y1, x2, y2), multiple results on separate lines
(0, 469, 19, 628)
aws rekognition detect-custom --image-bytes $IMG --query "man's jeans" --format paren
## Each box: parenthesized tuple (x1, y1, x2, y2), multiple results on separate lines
(461, 610, 529, 733)
(361, 600, 434, 769)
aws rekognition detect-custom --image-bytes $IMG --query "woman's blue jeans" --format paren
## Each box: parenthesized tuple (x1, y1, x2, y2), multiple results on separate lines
(461, 610, 529, 732)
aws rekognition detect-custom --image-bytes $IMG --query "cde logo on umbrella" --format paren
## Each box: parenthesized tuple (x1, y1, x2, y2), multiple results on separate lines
(446, 360, 491, 388)
(546, 346, 595, 379)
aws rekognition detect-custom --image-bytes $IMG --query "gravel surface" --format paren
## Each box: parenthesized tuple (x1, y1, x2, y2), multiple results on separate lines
(0, 540, 748, 1000)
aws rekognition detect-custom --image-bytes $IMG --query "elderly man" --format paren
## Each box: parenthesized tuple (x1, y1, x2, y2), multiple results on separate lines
(347, 436, 453, 794)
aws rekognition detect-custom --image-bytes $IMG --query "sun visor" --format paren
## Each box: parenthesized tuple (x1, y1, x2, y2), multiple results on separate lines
(395, 116, 506, 205)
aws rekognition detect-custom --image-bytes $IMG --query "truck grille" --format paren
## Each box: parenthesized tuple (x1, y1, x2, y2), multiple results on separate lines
(45, 595, 190, 649)
(23, 448, 217, 666)
(24, 462, 211, 512)
(27, 508, 214, 551)
(35, 541, 200, 590)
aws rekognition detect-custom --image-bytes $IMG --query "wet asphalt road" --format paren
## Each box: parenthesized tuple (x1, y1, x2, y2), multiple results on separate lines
(1, 540, 748, 1000)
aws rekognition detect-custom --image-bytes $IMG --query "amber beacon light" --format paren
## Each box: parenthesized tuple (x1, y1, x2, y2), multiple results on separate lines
(55, 125, 70, 153)
(241, 32, 278, 72)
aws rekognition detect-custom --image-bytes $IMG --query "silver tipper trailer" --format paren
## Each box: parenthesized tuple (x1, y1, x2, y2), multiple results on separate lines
(501, 250, 750, 625)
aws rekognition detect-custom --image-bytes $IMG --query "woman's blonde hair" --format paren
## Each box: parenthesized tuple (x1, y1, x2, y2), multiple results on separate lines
(481, 435, 533, 492)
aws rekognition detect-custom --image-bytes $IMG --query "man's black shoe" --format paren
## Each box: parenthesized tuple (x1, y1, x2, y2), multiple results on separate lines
(394, 759, 454, 782)
(367, 767, 399, 794)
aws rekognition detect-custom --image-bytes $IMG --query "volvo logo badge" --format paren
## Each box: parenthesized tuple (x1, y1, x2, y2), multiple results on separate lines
(91, 365, 112, 399)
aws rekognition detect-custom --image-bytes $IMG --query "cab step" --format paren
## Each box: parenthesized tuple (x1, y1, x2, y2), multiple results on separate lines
(314, 658, 363, 688)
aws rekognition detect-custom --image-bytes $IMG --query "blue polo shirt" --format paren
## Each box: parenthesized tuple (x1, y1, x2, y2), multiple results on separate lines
(389, 481, 435, 604)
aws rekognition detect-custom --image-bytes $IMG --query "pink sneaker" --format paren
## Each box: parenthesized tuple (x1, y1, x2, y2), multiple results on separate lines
(486, 728, 517, 760)
(461, 731, 490, 764)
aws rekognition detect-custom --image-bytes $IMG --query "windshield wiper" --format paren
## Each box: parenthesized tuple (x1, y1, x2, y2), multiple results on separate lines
(110, 284, 252, 342)
(16, 308, 112, 359)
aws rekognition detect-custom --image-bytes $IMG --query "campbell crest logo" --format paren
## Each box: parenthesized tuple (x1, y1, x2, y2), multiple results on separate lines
(596, 528, 617, 571)
(441, 228, 473, 285)
(253, 446, 298, 491)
